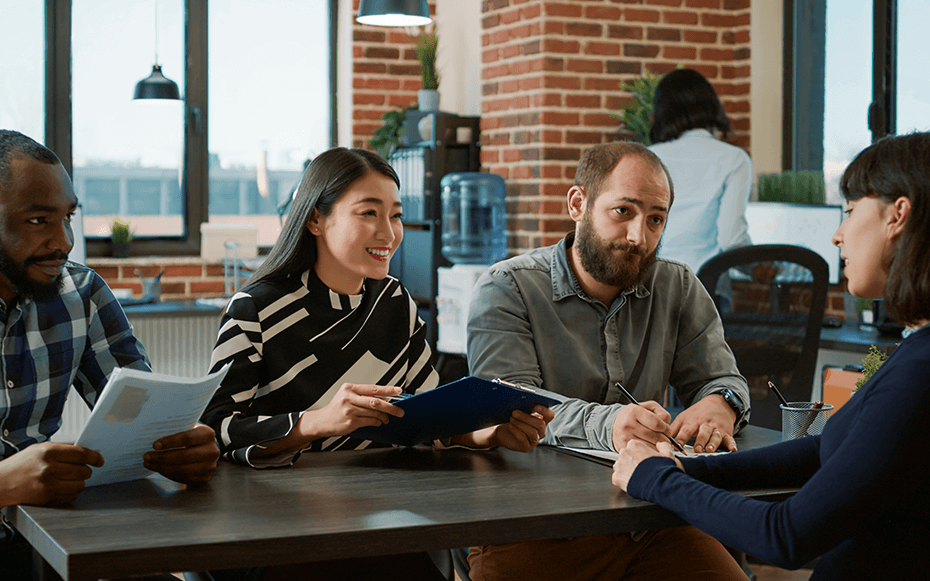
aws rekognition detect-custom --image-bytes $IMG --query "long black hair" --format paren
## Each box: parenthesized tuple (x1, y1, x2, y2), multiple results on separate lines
(246, 147, 400, 287)
(840, 132, 930, 326)
(649, 69, 732, 145)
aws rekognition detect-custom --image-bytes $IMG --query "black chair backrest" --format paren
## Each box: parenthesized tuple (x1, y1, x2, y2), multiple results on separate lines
(697, 244, 830, 430)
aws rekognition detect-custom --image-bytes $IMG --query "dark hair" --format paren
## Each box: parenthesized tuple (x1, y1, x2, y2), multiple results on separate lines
(574, 140, 675, 208)
(649, 69, 732, 145)
(247, 147, 400, 286)
(840, 132, 930, 326)
(0, 130, 62, 190)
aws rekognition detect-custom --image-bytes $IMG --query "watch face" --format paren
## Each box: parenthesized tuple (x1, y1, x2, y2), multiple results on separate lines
(723, 390, 745, 416)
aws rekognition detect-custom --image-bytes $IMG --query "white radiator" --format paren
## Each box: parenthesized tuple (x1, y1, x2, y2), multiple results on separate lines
(52, 312, 221, 443)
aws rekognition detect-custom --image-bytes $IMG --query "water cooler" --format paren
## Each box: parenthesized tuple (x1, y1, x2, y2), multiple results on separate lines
(436, 173, 507, 356)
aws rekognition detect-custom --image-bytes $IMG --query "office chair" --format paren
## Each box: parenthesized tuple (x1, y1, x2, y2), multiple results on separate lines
(697, 244, 829, 430)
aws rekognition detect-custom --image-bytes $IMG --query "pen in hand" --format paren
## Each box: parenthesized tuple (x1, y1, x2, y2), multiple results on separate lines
(614, 382, 687, 455)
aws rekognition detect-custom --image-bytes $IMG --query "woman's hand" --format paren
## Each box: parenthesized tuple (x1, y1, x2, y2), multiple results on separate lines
(253, 383, 406, 458)
(612, 440, 683, 492)
(301, 383, 406, 439)
(452, 405, 555, 452)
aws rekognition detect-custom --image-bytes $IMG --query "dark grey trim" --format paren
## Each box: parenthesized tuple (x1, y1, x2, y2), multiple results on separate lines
(781, 0, 793, 171)
(45, 0, 71, 176)
(786, 0, 825, 172)
(869, 0, 897, 141)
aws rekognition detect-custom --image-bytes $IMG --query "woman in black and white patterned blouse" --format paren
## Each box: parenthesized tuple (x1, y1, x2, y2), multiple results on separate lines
(203, 147, 552, 465)
(201, 147, 552, 580)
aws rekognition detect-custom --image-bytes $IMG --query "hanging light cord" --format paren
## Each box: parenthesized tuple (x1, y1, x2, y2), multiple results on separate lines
(153, 0, 160, 65)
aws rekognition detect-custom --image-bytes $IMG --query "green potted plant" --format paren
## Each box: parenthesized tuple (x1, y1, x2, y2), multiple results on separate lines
(757, 171, 827, 204)
(110, 218, 133, 258)
(609, 70, 663, 145)
(414, 29, 439, 112)
(854, 345, 888, 391)
(370, 108, 408, 161)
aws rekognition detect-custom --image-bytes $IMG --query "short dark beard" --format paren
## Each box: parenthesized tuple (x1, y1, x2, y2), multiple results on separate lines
(0, 246, 66, 303)
(575, 211, 657, 290)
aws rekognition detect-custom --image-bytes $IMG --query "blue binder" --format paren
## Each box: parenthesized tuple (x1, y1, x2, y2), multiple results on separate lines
(349, 376, 560, 447)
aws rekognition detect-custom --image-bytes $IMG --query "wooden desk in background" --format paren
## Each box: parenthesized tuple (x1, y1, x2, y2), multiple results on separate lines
(5, 427, 791, 581)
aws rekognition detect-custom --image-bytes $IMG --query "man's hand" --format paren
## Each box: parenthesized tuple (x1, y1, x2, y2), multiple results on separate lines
(455, 405, 555, 452)
(612, 440, 684, 493)
(143, 423, 219, 487)
(670, 394, 737, 453)
(0, 443, 104, 508)
(611, 400, 673, 451)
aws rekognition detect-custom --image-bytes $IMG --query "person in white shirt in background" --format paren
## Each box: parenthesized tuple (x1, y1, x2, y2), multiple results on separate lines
(648, 68, 752, 273)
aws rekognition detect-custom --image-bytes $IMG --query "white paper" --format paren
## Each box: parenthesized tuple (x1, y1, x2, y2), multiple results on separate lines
(75, 363, 230, 487)
(559, 444, 729, 462)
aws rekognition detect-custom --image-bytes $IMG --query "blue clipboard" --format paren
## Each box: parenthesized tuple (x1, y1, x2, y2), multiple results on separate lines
(349, 376, 560, 447)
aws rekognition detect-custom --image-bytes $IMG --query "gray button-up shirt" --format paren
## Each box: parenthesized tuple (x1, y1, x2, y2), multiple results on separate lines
(467, 234, 749, 451)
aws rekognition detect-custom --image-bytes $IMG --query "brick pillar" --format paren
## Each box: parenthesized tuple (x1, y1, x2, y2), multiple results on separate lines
(480, 0, 752, 255)
(351, 0, 438, 149)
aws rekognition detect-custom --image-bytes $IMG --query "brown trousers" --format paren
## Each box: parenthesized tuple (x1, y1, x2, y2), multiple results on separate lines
(468, 527, 749, 581)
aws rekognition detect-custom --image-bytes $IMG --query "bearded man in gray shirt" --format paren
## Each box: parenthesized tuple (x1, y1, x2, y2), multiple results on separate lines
(466, 141, 751, 581)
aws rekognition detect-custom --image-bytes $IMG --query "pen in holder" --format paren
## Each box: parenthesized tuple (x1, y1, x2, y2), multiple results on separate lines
(780, 402, 833, 441)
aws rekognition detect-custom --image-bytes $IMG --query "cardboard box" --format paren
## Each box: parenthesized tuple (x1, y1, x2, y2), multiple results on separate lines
(200, 223, 258, 261)
(821, 366, 863, 412)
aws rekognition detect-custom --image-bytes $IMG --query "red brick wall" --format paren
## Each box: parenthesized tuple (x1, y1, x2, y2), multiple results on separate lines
(351, 0, 438, 148)
(88, 258, 228, 301)
(479, 0, 752, 253)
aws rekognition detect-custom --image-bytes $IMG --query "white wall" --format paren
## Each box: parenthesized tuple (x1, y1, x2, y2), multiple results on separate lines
(750, 0, 784, 176)
(434, 0, 482, 117)
(337, 0, 355, 147)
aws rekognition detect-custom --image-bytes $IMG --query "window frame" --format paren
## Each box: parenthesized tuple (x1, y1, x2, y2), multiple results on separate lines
(784, 0, 898, 171)
(42, 0, 338, 258)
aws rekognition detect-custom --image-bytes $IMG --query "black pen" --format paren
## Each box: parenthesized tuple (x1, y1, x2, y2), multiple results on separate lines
(614, 382, 686, 454)
(767, 381, 790, 407)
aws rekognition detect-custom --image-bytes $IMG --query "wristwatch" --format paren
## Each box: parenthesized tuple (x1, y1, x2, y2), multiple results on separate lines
(717, 389, 749, 431)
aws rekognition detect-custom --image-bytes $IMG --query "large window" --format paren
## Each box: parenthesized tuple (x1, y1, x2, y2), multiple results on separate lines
(72, 0, 186, 238)
(9, 0, 335, 256)
(895, 0, 930, 136)
(822, 0, 872, 204)
(0, 2, 45, 139)
(790, 0, 930, 203)
(207, 0, 331, 246)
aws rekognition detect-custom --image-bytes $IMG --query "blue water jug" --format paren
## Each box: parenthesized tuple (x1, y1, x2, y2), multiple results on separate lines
(440, 172, 507, 264)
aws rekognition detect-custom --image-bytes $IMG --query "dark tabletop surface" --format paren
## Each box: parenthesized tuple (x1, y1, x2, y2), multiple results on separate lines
(5, 426, 792, 581)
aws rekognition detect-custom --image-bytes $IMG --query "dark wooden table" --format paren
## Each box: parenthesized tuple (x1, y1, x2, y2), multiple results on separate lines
(819, 321, 901, 354)
(5, 426, 791, 581)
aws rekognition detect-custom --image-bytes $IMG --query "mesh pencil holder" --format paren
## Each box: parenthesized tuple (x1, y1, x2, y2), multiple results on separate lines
(780, 402, 834, 441)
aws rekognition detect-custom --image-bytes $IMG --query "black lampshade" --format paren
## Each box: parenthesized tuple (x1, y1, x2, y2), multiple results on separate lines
(356, 0, 431, 27)
(133, 64, 181, 100)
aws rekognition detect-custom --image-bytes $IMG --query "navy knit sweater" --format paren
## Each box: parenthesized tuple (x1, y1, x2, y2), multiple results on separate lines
(628, 325, 930, 580)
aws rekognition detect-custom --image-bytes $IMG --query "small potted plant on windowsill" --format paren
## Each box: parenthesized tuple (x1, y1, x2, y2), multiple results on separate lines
(110, 218, 133, 258)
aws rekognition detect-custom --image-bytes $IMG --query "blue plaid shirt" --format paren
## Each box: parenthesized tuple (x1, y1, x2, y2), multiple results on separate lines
(0, 263, 150, 458)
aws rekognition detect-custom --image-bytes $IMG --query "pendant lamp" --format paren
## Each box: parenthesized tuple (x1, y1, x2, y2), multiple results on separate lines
(133, 0, 180, 100)
(356, 0, 432, 27)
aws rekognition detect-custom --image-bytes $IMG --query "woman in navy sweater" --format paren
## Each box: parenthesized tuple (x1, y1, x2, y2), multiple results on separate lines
(612, 132, 930, 580)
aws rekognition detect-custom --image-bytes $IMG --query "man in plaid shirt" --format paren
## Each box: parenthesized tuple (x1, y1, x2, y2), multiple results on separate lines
(0, 131, 219, 571)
